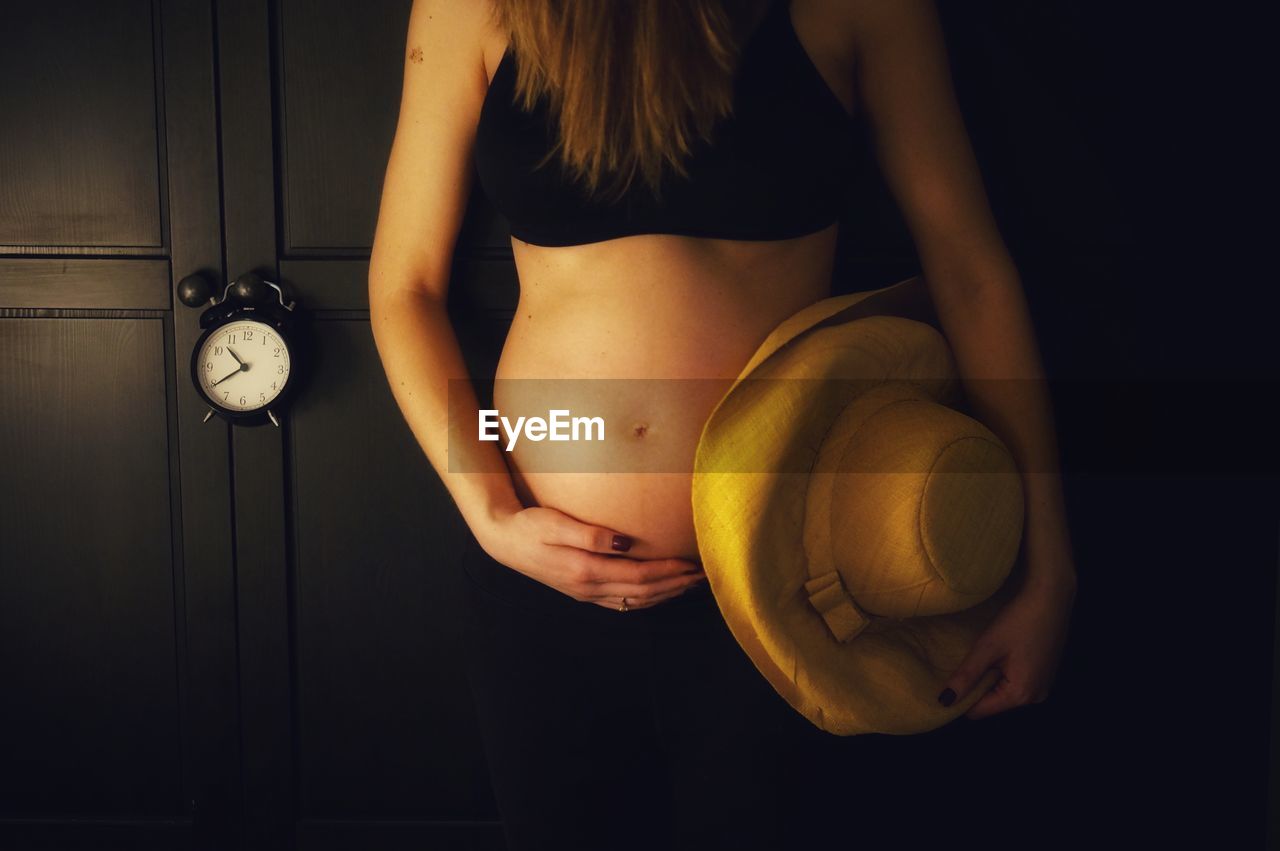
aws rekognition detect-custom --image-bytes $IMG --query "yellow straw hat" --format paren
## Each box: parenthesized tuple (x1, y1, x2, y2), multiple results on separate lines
(692, 275, 1025, 735)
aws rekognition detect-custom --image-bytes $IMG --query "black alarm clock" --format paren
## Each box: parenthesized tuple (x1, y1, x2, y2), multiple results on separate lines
(181, 271, 300, 427)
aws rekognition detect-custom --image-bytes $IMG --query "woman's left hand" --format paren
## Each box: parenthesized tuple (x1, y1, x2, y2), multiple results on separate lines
(938, 562, 1078, 720)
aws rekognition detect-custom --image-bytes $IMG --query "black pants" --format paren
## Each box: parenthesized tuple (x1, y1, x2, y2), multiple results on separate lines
(457, 534, 831, 850)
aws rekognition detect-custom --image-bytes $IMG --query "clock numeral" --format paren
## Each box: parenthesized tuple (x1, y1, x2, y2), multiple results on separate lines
(244, 329, 253, 340)
(273, 347, 280, 357)
(227, 333, 236, 344)
(222, 391, 229, 400)
(214, 345, 223, 356)
(259, 392, 266, 403)
(205, 362, 213, 371)
(239, 395, 247, 406)
(278, 365, 284, 374)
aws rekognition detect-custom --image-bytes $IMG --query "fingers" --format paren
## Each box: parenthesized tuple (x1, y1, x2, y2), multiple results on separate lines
(588, 554, 705, 585)
(589, 583, 692, 611)
(557, 545, 703, 587)
(567, 551, 707, 608)
(964, 675, 1043, 720)
(593, 575, 703, 611)
(539, 510, 635, 554)
(937, 638, 1002, 709)
(528, 509, 707, 607)
(562, 550, 707, 609)
(590, 569, 708, 605)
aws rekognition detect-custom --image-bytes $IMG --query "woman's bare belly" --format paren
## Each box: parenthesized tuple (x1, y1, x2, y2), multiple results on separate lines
(494, 227, 839, 564)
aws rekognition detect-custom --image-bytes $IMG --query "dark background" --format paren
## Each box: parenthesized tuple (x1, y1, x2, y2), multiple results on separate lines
(840, 5, 1277, 849)
(0, 0, 1273, 848)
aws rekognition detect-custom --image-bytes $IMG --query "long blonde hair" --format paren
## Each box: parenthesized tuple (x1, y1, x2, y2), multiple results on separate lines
(487, 0, 758, 204)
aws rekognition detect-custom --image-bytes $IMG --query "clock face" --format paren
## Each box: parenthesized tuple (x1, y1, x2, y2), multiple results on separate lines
(197, 319, 291, 412)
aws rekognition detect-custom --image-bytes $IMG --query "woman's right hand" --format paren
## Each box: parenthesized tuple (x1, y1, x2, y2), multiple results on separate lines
(474, 506, 708, 610)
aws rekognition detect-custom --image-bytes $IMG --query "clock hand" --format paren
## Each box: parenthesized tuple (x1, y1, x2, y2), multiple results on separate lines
(211, 364, 245, 386)
(227, 347, 244, 366)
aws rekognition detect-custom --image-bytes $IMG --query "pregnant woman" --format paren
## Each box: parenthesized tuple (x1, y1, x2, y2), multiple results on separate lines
(370, 0, 1078, 847)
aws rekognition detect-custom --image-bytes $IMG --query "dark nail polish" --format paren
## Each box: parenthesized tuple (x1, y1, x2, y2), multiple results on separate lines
(937, 688, 956, 707)
(611, 535, 632, 552)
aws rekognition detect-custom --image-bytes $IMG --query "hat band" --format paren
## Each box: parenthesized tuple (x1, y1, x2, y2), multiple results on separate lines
(803, 570, 872, 643)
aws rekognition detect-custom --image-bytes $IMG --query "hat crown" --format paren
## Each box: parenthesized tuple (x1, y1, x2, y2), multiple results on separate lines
(803, 381, 1024, 625)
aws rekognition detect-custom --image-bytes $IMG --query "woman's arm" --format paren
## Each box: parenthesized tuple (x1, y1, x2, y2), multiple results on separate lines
(369, 0, 523, 538)
(367, 0, 707, 610)
(843, 0, 1077, 595)
(840, 0, 1077, 716)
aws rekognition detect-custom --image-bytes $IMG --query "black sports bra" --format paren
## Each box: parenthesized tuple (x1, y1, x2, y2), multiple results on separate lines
(472, 0, 861, 247)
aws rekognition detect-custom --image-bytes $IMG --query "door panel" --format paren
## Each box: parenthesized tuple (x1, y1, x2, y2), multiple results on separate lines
(277, 0, 410, 252)
(288, 320, 490, 818)
(0, 317, 179, 815)
(0, 0, 164, 249)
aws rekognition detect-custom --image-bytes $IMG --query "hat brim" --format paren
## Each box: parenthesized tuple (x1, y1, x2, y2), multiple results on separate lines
(692, 275, 1020, 735)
